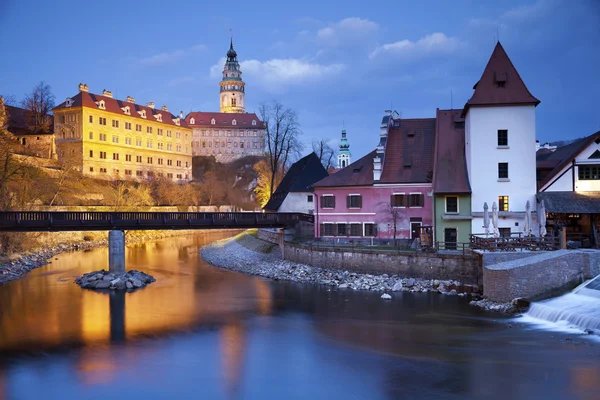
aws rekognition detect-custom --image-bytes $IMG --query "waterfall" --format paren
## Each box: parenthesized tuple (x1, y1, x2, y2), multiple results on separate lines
(525, 275, 600, 332)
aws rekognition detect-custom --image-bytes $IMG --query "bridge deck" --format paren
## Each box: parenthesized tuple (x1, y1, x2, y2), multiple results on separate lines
(0, 211, 314, 232)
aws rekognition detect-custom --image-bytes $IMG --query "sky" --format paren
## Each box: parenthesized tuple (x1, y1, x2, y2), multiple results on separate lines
(1, 0, 599, 162)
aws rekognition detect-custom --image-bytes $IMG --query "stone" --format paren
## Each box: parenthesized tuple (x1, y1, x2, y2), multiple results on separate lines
(449, 289, 457, 295)
(381, 293, 392, 300)
(102, 275, 112, 281)
(95, 280, 111, 289)
(392, 281, 403, 292)
(116, 281, 126, 290)
(110, 278, 121, 286)
(132, 279, 143, 288)
(406, 278, 416, 287)
(338, 283, 348, 289)
(126, 281, 133, 289)
(584, 329, 594, 335)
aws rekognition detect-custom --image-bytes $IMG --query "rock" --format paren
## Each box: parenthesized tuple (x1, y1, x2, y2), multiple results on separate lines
(338, 283, 348, 289)
(110, 278, 121, 286)
(449, 289, 457, 295)
(102, 275, 112, 281)
(405, 278, 416, 287)
(132, 279, 143, 288)
(433, 280, 440, 287)
(95, 280, 111, 289)
(392, 281, 403, 291)
(116, 281, 126, 290)
(126, 281, 133, 289)
(381, 293, 392, 300)
(584, 329, 594, 335)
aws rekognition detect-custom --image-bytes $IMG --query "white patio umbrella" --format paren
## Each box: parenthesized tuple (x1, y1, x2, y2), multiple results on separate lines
(539, 200, 547, 237)
(524, 200, 532, 236)
(492, 201, 499, 238)
(483, 202, 490, 236)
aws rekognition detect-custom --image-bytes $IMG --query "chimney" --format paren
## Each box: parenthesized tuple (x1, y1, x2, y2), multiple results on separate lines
(126, 96, 135, 103)
(102, 89, 113, 98)
(179, 111, 184, 118)
(161, 105, 168, 112)
(78, 83, 89, 92)
(146, 102, 155, 109)
(384, 109, 392, 116)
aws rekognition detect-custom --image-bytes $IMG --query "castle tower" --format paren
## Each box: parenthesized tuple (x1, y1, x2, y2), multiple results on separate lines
(337, 126, 351, 168)
(220, 38, 245, 113)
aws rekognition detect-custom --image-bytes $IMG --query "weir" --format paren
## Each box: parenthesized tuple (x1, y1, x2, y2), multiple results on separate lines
(525, 275, 600, 332)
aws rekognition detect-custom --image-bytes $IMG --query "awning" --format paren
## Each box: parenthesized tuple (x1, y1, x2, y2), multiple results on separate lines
(537, 191, 600, 213)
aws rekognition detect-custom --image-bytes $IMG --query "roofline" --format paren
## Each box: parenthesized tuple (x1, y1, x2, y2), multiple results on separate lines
(538, 130, 600, 189)
(461, 100, 540, 118)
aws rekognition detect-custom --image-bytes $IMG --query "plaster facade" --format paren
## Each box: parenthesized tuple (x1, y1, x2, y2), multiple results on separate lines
(540, 140, 600, 192)
(277, 192, 315, 214)
(434, 195, 472, 245)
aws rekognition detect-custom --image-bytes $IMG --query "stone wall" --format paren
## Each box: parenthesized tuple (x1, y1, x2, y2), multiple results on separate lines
(258, 229, 280, 244)
(483, 249, 600, 302)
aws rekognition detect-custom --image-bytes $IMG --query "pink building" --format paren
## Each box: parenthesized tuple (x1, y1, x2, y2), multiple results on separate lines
(313, 113, 436, 241)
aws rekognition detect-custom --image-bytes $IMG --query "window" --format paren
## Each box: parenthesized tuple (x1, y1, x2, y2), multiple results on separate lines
(167, 130, 172, 137)
(125, 137, 132, 145)
(158, 158, 163, 165)
(578, 165, 600, 180)
(158, 128, 163, 136)
(136, 138, 142, 147)
(113, 153, 119, 160)
(176, 160, 182, 167)
(446, 196, 458, 213)
(147, 126, 152, 134)
(99, 133, 107, 141)
(167, 159, 172, 166)
(336, 223, 347, 236)
(89, 116, 93, 123)
(125, 154, 132, 162)
(89, 132, 93, 139)
(350, 223, 362, 237)
(498, 129, 508, 146)
(498, 195, 509, 212)
(125, 122, 132, 130)
(347, 194, 362, 208)
(499, 228, 511, 238)
(176, 132, 181, 139)
(232, 98, 237, 107)
(167, 173, 173, 179)
(112, 135, 118, 143)
(176, 174, 182, 179)
(99, 168, 107, 173)
(100, 151, 107, 159)
(99, 117, 107, 125)
(147, 140, 152, 148)
(185, 161, 189, 168)
(89, 150, 93, 158)
(307, 195, 313, 203)
(136, 170, 143, 177)
(321, 195, 335, 208)
(453, 121, 465, 129)
(136, 124, 142, 132)
(409, 193, 424, 207)
(364, 223, 377, 237)
(391, 194, 405, 207)
(89, 167, 94, 172)
(112, 120, 119, 128)
(321, 224, 334, 236)
(147, 157, 153, 164)
(498, 163, 509, 179)
(136, 156, 142, 163)
(125, 170, 132, 176)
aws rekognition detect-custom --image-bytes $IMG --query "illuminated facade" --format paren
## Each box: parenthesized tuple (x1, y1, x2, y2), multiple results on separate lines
(53, 84, 192, 181)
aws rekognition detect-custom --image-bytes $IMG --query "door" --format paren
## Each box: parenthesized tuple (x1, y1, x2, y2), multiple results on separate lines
(444, 228, 457, 250)
(411, 222, 421, 240)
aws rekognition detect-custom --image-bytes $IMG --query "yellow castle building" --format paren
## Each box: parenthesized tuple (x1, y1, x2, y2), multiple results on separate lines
(53, 84, 192, 181)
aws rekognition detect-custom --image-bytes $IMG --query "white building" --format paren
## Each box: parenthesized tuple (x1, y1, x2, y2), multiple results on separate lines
(464, 42, 540, 236)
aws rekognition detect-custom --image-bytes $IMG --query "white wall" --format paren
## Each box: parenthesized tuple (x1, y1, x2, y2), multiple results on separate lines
(278, 192, 315, 214)
(541, 140, 600, 192)
(466, 105, 537, 233)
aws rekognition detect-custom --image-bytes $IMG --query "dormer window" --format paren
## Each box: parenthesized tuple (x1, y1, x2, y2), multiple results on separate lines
(65, 98, 73, 107)
(155, 114, 162, 122)
(97, 100, 105, 110)
(174, 118, 180, 126)
(211, 118, 216, 125)
(252, 120, 256, 126)
(495, 71, 507, 88)
(139, 110, 146, 119)
(190, 117, 195, 125)
(122, 106, 131, 115)
(232, 119, 237, 126)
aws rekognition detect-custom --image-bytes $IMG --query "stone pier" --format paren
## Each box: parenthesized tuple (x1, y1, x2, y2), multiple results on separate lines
(108, 230, 126, 275)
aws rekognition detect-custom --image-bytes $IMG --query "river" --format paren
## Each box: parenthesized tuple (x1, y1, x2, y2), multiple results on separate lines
(0, 232, 599, 400)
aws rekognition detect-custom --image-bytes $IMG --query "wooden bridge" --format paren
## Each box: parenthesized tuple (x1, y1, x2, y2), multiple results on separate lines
(0, 211, 314, 232)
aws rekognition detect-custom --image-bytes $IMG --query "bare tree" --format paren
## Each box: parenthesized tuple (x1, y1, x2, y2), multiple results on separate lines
(378, 201, 406, 246)
(259, 101, 303, 198)
(312, 139, 337, 170)
(21, 82, 55, 133)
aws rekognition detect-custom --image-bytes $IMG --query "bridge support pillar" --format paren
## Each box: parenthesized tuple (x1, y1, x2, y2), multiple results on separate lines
(108, 230, 126, 275)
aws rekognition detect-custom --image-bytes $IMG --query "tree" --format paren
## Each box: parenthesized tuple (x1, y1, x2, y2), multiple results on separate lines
(379, 201, 406, 246)
(259, 101, 303, 201)
(312, 139, 337, 170)
(253, 158, 281, 208)
(197, 170, 225, 206)
(20, 82, 55, 133)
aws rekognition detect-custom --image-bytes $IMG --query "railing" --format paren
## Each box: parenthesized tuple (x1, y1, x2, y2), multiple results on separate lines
(292, 239, 473, 256)
(470, 233, 559, 252)
(0, 211, 314, 232)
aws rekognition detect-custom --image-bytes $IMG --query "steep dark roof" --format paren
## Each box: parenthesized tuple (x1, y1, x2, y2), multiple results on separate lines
(433, 109, 471, 193)
(313, 150, 376, 188)
(263, 152, 328, 211)
(537, 131, 600, 189)
(379, 118, 436, 184)
(462, 42, 540, 117)
(537, 191, 600, 214)
(184, 111, 265, 129)
(5, 105, 53, 135)
(54, 91, 189, 128)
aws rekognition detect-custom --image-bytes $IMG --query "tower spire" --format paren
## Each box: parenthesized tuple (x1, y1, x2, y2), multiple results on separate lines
(220, 37, 245, 113)
(338, 125, 351, 169)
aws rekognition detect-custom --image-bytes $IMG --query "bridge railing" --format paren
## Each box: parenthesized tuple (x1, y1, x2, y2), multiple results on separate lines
(0, 211, 314, 231)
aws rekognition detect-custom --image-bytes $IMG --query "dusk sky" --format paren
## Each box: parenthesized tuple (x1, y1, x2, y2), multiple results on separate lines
(1, 0, 599, 161)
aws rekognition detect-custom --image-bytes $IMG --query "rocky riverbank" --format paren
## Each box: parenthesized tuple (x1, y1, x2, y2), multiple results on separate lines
(0, 229, 241, 286)
(75, 269, 155, 290)
(200, 233, 518, 310)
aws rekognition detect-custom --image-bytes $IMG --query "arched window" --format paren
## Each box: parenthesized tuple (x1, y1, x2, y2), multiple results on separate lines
(211, 118, 216, 125)
(342, 160, 346, 168)
(231, 98, 236, 107)
(232, 119, 237, 125)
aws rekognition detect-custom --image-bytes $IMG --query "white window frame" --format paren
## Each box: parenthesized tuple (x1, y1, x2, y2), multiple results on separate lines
(392, 192, 406, 208)
(409, 192, 424, 208)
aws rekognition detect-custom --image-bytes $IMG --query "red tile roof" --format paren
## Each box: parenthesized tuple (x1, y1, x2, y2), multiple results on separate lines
(53, 91, 189, 128)
(313, 150, 376, 188)
(462, 42, 540, 117)
(379, 118, 436, 184)
(433, 109, 471, 193)
(184, 112, 265, 129)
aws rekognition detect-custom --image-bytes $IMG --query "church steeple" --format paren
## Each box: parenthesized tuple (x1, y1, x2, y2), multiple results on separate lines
(220, 37, 245, 113)
(337, 125, 351, 169)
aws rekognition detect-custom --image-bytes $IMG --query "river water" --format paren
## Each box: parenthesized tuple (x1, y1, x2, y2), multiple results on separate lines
(0, 232, 599, 400)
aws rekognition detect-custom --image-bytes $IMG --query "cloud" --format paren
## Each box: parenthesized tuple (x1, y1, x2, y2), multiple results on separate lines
(369, 33, 462, 59)
(316, 17, 379, 46)
(210, 57, 345, 92)
(139, 44, 206, 66)
(502, 0, 554, 21)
